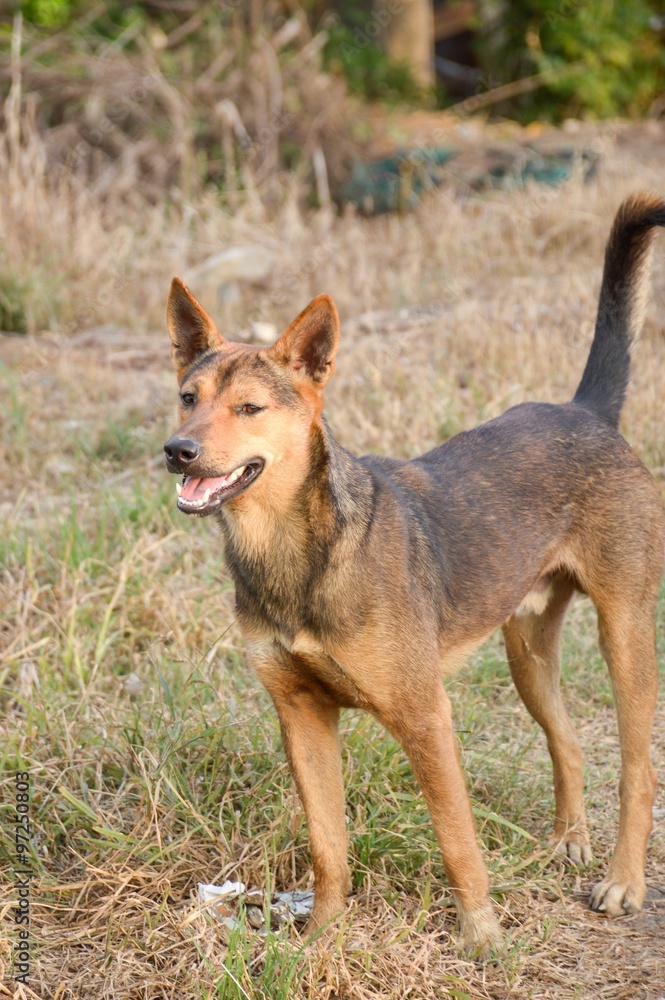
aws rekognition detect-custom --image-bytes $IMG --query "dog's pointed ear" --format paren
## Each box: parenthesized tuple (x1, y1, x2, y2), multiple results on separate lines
(268, 294, 340, 389)
(167, 277, 224, 380)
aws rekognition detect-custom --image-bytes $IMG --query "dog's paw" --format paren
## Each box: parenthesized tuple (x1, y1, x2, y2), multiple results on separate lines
(589, 876, 646, 916)
(550, 832, 593, 867)
(300, 905, 344, 942)
(300, 918, 334, 943)
(458, 903, 504, 958)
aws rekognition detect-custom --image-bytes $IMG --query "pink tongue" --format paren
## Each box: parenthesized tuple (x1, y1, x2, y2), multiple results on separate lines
(181, 475, 229, 501)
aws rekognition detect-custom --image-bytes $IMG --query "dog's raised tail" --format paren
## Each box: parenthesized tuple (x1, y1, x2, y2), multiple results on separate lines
(573, 192, 665, 427)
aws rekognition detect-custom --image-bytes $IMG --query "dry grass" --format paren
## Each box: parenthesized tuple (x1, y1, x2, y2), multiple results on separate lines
(1, 97, 665, 998)
(0, 4, 365, 338)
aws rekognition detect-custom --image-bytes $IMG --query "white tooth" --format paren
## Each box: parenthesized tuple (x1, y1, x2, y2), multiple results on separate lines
(203, 488, 210, 503)
(228, 472, 237, 484)
(235, 465, 246, 477)
(176, 482, 182, 496)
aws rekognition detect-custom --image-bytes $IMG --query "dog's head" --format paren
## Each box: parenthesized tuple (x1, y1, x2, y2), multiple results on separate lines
(164, 278, 340, 516)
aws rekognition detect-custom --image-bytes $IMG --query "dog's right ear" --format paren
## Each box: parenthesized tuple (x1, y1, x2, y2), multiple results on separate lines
(167, 277, 224, 381)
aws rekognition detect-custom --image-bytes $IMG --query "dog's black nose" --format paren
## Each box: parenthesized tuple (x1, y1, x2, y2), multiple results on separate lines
(164, 436, 200, 470)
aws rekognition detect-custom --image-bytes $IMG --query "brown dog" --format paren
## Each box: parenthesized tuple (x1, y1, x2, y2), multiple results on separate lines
(164, 193, 664, 951)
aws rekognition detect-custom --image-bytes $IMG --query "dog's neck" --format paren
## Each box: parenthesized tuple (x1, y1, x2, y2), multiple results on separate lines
(219, 418, 370, 558)
(217, 419, 373, 637)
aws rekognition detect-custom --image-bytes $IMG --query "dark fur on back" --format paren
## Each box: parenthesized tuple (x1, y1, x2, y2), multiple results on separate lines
(574, 192, 665, 426)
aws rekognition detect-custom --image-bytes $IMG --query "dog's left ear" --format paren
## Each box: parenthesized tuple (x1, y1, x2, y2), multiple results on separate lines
(167, 277, 224, 380)
(268, 294, 340, 388)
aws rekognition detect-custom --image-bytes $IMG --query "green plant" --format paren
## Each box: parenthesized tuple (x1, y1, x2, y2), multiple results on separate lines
(0, 271, 29, 333)
(477, 0, 665, 121)
(19, 0, 80, 28)
(322, 7, 426, 105)
(0, 264, 57, 334)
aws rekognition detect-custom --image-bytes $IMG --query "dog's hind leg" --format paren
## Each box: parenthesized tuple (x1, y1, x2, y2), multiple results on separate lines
(502, 575, 592, 864)
(587, 603, 658, 916)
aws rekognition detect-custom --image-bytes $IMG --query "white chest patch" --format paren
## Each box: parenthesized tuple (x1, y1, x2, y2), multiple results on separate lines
(279, 632, 325, 657)
(515, 582, 553, 618)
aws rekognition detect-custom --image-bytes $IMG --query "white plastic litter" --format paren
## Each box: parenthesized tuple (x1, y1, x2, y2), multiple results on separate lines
(198, 881, 245, 903)
(273, 890, 315, 922)
(196, 881, 314, 936)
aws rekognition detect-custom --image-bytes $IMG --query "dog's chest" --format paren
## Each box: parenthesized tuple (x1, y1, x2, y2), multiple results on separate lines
(284, 632, 367, 705)
(248, 628, 367, 708)
(279, 630, 325, 658)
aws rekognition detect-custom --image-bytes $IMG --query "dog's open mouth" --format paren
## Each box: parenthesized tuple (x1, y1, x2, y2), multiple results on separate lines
(176, 460, 264, 516)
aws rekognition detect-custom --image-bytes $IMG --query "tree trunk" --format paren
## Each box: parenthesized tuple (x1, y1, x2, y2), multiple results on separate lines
(383, 0, 434, 88)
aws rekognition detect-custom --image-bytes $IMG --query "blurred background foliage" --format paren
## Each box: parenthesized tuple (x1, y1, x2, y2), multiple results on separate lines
(322, 18, 429, 105)
(479, 0, 665, 121)
(10, 0, 665, 121)
(0, 0, 661, 332)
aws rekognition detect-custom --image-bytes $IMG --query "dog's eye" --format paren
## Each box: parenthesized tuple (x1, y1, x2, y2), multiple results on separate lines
(240, 403, 263, 415)
(180, 392, 196, 407)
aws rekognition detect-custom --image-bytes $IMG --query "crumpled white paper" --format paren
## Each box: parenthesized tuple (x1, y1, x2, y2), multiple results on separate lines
(197, 881, 314, 938)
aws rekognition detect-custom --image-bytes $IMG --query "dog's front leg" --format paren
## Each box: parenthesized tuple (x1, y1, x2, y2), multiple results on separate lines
(382, 686, 503, 953)
(253, 656, 350, 936)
